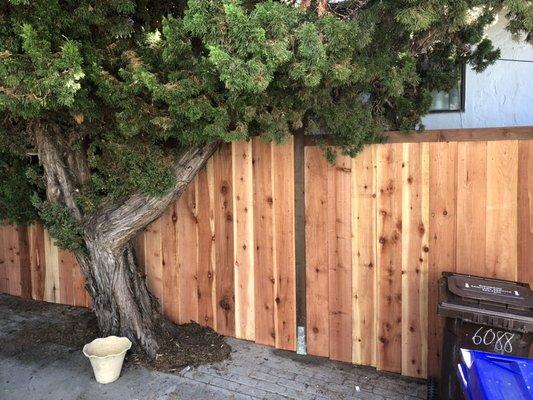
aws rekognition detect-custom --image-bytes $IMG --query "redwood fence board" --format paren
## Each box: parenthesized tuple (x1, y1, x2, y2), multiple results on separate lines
(252, 138, 275, 346)
(196, 164, 216, 328)
(304, 146, 330, 357)
(1, 132, 532, 380)
(351, 146, 377, 367)
(213, 144, 235, 336)
(272, 138, 296, 351)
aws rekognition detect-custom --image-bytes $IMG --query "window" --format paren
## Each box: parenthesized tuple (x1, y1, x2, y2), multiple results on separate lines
(429, 65, 466, 113)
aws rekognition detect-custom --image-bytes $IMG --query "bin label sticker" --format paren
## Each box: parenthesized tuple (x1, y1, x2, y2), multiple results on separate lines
(464, 282, 521, 297)
(471, 327, 515, 353)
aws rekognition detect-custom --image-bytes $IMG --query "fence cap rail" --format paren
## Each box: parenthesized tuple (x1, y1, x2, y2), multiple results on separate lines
(304, 126, 533, 146)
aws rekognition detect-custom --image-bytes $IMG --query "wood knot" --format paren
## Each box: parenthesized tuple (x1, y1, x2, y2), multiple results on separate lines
(219, 298, 231, 311)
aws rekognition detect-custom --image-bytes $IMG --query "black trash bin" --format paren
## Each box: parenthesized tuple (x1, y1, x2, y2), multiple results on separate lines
(437, 272, 533, 400)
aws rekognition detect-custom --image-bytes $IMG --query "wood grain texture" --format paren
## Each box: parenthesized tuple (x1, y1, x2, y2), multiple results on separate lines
(401, 143, 429, 378)
(59, 249, 77, 305)
(376, 144, 403, 373)
(213, 144, 235, 336)
(518, 140, 533, 286)
(232, 140, 255, 341)
(456, 142, 487, 276)
(177, 183, 199, 324)
(161, 203, 180, 323)
(253, 138, 275, 346)
(28, 223, 46, 300)
(0, 226, 7, 293)
(351, 145, 377, 366)
(486, 141, 518, 281)
(427, 142, 457, 378)
(144, 218, 163, 306)
(196, 164, 216, 328)
(71, 254, 88, 307)
(18, 226, 31, 298)
(43, 229, 60, 303)
(304, 146, 329, 357)
(273, 138, 296, 351)
(305, 126, 533, 146)
(328, 155, 352, 362)
(6, 225, 21, 296)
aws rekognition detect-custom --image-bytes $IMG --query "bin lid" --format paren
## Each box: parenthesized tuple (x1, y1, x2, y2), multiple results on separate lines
(447, 274, 532, 308)
(458, 349, 533, 400)
(438, 273, 533, 332)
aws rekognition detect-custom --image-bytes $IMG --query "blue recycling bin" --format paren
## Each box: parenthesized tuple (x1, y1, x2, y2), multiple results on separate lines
(457, 349, 533, 400)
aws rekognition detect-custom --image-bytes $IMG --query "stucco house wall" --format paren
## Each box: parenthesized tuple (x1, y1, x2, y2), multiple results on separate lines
(422, 15, 533, 130)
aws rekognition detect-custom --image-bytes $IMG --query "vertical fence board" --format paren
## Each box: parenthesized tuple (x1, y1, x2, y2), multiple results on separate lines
(233, 141, 255, 341)
(6, 226, 21, 296)
(29, 223, 46, 300)
(486, 141, 518, 281)
(253, 138, 275, 346)
(144, 219, 163, 306)
(213, 144, 235, 336)
(196, 164, 216, 328)
(273, 138, 296, 351)
(328, 155, 352, 362)
(518, 140, 533, 286)
(428, 142, 457, 378)
(456, 142, 487, 276)
(376, 144, 403, 373)
(58, 249, 76, 306)
(0, 226, 7, 293)
(352, 145, 377, 366)
(401, 143, 428, 378)
(18, 226, 31, 298)
(305, 146, 330, 357)
(43, 230, 60, 303)
(133, 232, 146, 276)
(71, 255, 88, 307)
(177, 184, 199, 324)
(161, 203, 180, 323)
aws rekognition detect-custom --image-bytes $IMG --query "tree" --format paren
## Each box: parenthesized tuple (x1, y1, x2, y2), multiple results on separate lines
(1, 0, 531, 357)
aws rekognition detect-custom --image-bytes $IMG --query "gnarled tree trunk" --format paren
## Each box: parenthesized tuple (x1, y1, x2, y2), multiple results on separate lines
(33, 120, 219, 357)
(77, 240, 161, 357)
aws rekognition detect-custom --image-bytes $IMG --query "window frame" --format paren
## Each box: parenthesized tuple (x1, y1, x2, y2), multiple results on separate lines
(429, 64, 466, 114)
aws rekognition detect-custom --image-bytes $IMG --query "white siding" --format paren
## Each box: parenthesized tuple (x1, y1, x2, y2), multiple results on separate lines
(422, 15, 533, 129)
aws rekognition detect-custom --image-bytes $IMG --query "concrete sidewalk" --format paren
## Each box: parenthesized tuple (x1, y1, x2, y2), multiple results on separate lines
(0, 295, 426, 400)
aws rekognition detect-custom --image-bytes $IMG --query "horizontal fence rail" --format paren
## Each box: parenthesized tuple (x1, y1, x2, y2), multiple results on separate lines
(1, 127, 532, 379)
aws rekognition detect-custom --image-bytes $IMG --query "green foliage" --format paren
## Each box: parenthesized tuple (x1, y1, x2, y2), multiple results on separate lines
(0, 150, 40, 224)
(0, 0, 531, 241)
(32, 196, 85, 253)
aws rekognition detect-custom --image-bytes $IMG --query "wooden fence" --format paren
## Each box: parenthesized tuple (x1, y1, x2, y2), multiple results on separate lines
(1, 129, 532, 380)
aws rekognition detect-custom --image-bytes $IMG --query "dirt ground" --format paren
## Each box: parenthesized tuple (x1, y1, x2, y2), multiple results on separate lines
(0, 294, 230, 372)
(0, 293, 426, 400)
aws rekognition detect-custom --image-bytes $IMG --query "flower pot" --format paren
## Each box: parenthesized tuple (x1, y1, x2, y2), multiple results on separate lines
(82, 336, 132, 384)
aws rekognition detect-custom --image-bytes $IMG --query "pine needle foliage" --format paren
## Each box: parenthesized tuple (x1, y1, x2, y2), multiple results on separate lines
(0, 0, 531, 229)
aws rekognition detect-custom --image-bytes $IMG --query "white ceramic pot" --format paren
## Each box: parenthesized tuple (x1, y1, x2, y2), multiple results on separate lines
(83, 336, 132, 384)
